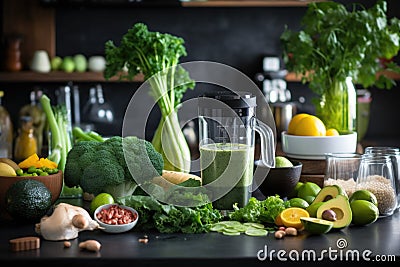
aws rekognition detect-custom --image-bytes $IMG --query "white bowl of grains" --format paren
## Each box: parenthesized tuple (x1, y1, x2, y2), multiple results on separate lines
(94, 204, 139, 233)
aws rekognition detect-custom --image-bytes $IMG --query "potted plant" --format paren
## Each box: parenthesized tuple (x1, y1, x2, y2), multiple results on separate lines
(280, 0, 400, 134)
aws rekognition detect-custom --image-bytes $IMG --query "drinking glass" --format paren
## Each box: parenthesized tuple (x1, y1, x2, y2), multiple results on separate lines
(364, 146, 400, 210)
(356, 154, 397, 217)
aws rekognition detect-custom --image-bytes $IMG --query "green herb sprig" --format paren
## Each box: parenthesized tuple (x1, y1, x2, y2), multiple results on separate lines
(280, 0, 400, 95)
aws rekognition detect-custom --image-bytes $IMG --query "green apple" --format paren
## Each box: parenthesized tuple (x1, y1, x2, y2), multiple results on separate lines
(73, 54, 87, 72)
(51, 56, 63, 71)
(61, 56, 75, 73)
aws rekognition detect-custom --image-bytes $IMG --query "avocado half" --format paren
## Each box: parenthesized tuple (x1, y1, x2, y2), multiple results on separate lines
(312, 185, 348, 204)
(316, 195, 352, 229)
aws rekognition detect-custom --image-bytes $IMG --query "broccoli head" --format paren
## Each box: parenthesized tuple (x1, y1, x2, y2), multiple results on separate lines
(64, 135, 164, 199)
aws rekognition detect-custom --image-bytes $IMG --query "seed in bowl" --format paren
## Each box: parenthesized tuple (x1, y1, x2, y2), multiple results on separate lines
(96, 204, 137, 225)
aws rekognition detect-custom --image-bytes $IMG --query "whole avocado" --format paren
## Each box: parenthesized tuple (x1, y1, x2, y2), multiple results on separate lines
(5, 179, 52, 221)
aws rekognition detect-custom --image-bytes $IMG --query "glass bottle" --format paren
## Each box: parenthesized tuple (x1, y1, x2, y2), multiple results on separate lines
(14, 116, 38, 162)
(0, 91, 13, 158)
(3, 35, 22, 72)
(19, 89, 47, 155)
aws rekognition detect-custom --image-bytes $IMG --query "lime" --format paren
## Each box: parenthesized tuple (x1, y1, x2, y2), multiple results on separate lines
(302, 195, 316, 205)
(349, 190, 378, 207)
(297, 182, 321, 199)
(243, 222, 265, 229)
(300, 217, 334, 234)
(90, 193, 114, 214)
(350, 200, 379, 226)
(289, 197, 310, 209)
(275, 156, 293, 168)
(288, 182, 304, 198)
(245, 228, 268, 236)
(306, 202, 324, 217)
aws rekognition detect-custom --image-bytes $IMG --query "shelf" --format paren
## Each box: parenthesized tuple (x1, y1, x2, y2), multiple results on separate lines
(1, 70, 398, 83)
(181, 0, 326, 7)
(0, 71, 144, 83)
(284, 70, 400, 82)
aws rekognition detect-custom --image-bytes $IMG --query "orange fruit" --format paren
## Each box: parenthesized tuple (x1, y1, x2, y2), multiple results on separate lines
(287, 113, 310, 134)
(294, 115, 326, 136)
(280, 207, 310, 229)
(275, 213, 284, 226)
(326, 128, 340, 136)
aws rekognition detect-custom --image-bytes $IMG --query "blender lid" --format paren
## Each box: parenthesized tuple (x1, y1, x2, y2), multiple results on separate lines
(199, 91, 257, 109)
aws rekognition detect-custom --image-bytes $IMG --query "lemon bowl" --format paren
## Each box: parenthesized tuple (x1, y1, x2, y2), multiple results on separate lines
(281, 131, 358, 160)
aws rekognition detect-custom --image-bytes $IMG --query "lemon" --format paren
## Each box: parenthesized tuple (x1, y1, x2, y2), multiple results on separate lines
(280, 207, 310, 229)
(90, 193, 114, 215)
(300, 217, 334, 235)
(0, 162, 17, 176)
(289, 197, 310, 209)
(287, 113, 310, 134)
(326, 128, 340, 136)
(350, 200, 379, 226)
(294, 115, 326, 136)
(349, 189, 378, 207)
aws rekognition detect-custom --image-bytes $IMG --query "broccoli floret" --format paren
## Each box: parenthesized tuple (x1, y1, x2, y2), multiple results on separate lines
(122, 136, 164, 184)
(64, 135, 164, 199)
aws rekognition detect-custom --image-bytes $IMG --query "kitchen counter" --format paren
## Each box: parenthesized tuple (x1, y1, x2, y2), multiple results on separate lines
(1, 198, 399, 266)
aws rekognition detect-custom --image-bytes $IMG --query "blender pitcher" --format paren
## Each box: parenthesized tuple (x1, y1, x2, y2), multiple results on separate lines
(198, 91, 275, 211)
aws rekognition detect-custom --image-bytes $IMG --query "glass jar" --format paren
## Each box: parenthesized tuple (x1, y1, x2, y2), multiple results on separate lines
(315, 76, 357, 135)
(364, 146, 400, 210)
(324, 153, 362, 197)
(356, 154, 397, 217)
(0, 91, 13, 158)
(14, 116, 38, 162)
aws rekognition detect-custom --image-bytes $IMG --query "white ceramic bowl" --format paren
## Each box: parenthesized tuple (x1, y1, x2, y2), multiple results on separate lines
(94, 204, 139, 233)
(281, 131, 358, 160)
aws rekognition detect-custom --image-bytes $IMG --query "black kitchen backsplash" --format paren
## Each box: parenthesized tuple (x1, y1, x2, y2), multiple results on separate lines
(2, 1, 400, 146)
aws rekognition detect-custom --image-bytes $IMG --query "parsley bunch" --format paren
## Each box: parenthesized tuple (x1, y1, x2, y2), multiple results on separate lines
(280, 0, 400, 95)
(104, 23, 195, 172)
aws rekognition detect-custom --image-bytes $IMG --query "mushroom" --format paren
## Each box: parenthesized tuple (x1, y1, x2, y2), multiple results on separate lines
(35, 203, 101, 241)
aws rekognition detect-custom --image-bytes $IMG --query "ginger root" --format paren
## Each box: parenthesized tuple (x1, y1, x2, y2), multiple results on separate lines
(35, 203, 100, 241)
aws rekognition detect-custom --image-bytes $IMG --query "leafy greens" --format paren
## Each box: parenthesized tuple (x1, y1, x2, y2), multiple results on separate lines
(104, 22, 195, 173)
(280, 0, 400, 94)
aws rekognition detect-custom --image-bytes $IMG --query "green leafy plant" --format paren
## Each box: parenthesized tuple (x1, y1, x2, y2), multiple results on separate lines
(280, 0, 400, 133)
(104, 23, 195, 173)
(281, 0, 400, 93)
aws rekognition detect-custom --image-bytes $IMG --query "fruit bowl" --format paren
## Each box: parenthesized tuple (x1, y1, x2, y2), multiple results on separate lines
(94, 204, 139, 233)
(254, 159, 302, 198)
(0, 170, 63, 219)
(281, 131, 358, 160)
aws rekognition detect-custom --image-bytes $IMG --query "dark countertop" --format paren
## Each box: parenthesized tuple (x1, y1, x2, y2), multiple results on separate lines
(1, 198, 400, 266)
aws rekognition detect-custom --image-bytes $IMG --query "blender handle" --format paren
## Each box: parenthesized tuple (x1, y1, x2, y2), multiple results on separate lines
(254, 119, 276, 168)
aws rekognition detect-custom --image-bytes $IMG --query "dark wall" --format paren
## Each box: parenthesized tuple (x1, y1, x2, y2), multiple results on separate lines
(2, 1, 400, 146)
